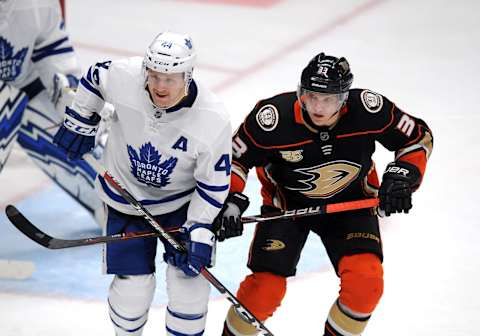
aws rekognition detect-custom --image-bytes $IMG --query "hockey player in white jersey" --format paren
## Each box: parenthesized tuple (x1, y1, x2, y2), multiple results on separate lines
(0, 0, 103, 223)
(54, 31, 233, 335)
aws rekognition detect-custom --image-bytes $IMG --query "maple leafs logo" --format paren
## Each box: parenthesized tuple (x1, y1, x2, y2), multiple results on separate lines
(127, 142, 178, 188)
(0, 37, 28, 81)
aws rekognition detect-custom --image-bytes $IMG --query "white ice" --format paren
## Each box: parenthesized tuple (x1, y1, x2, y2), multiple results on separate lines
(1, 0, 479, 335)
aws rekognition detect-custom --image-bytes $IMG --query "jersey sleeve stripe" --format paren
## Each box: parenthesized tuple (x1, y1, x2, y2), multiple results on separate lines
(195, 187, 223, 208)
(98, 176, 195, 205)
(80, 77, 104, 100)
(196, 181, 229, 192)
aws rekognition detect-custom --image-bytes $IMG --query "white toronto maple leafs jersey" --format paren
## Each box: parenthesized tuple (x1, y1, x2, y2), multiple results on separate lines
(72, 56, 232, 226)
(0, 0, 79, 91)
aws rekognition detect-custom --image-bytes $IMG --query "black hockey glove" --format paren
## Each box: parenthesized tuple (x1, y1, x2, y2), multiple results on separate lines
(213, 192, 250, 242)
(379, 161, 421, 216)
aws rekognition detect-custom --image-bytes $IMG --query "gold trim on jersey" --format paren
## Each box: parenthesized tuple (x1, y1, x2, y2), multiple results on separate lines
(396, 130, 433, 160)
(232, 163, 247, 183)
(279, 149, 304, 163)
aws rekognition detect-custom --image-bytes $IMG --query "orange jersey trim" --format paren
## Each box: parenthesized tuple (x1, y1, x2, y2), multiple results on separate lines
(230, 172, 246, 193)
(398, 150, 427, 176)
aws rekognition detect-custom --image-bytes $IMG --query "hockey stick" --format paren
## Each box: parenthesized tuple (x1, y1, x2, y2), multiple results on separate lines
(82, 154, 275, 336)
(5, 198, 380, 250)
(241, 198, 379, 223)
(5, 206, 164, 249)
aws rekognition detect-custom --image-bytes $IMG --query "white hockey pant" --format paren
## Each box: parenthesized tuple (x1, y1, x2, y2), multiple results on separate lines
(108, 274, 156, 336)
(165, 264, 211, 336)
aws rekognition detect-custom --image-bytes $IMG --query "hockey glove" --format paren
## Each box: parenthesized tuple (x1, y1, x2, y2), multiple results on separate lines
(163, 223, 215, 277)
(213, 192, 250, 242)
(379, 161, 421, 216)
(51, 73, 79, 115)
(53, 106, 100, 160)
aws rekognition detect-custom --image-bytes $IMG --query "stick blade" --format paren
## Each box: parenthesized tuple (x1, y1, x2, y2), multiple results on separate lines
(5, 205, 55, 248)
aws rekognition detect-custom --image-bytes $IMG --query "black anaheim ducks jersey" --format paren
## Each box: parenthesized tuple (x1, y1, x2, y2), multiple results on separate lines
(231, 89, 433, 209)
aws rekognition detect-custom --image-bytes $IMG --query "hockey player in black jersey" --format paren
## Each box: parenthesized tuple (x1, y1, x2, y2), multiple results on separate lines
(215, 53, 433, 335)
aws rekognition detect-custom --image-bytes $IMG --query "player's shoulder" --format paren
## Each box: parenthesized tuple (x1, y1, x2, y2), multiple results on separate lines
(102, 57, 143, 84)
(194, 80, 230, 123)
(108, 56, 143, 74)
(345, 88, 396, 128)
(243, 91, 297, 141)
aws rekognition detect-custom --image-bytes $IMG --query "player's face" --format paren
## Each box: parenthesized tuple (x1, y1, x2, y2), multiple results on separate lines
(146, 70, 187, 109)
(302, 91, 344, 127)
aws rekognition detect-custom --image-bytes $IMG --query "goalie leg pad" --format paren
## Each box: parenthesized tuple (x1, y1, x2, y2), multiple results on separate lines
(165, 264, 210, 335)
(338, 253, 384, 314)
(108, 274, 156, 336)
(0, 81, 28, 172)
(16, 93, 103, 222)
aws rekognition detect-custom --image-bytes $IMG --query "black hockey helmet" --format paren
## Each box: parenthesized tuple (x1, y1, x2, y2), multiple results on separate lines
(299, 53, 353, 94)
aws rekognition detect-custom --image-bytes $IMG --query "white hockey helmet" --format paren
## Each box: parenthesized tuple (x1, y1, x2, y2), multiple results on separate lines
(143, 31, 196, 89)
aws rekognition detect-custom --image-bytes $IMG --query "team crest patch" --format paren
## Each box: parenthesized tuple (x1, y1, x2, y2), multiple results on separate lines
(0, 37, 28, 81)
(360, 90, 383, 113)
(261, 239, 286, 251)
(279, 150, 303, 163)
(256, 104, 279, 131)
(127, 142, 178, 188)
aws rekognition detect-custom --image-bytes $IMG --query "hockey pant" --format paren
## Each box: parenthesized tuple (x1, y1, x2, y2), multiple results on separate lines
(13, 90, 104, 224)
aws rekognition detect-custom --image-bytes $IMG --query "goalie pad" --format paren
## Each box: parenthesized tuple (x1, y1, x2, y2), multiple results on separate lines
(0, 81, 28, 172)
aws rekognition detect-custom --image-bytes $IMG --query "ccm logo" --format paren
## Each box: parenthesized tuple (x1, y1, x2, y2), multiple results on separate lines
(386, 166, 409, 176)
